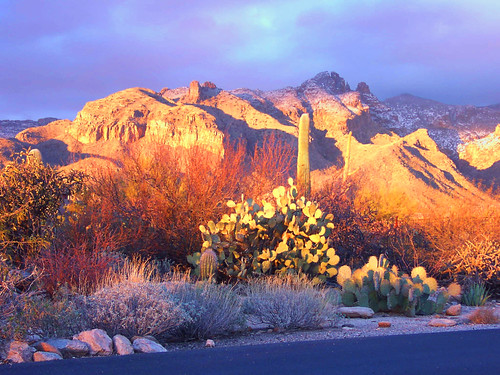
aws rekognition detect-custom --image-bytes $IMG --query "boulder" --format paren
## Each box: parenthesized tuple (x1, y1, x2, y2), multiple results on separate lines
(46, 338, 90, 358)
(446, 304, 462, 316)
(33, 351, 63, 362)
(34, 342, 63, 357)
(74, 329, 113, 356)
(113, 335, 134, 356)
(6, 341, 34, 363)
(428, 318, 457, 327)
(205, 339, 215, 348)
(338, 307, 375, 318)
(132, 338, 167, 353)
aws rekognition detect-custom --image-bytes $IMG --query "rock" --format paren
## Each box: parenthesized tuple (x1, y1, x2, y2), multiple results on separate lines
(113, 335, 134, 356)
(356, 82, 371, 94)
(205, 339, 215, 348)
(6, 341, 34, 363)
(132, 338, 167, 353)
(338, 307, 375, 318)
(34, 342, 63, 357)
(143, 335, 159, 344)
(202, 81, 217, 89)
(446, 304, 462, 316)
(33, 351, 63, 362)
(428, 318, 457, 327)
(46, 338, 90, 358)
(74, 329, 113, 356)
(187, 80, 202, 103)
(25, 334, 42, 344)
(378, 321, 391, 328)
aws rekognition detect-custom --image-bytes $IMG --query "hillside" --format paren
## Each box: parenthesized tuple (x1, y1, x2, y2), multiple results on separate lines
(2, 71, 499, 215)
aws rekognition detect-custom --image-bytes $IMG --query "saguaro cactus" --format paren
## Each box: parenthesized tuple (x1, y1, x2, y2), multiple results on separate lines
(342, 131, 352, 184)
(297, 113, 311, 197)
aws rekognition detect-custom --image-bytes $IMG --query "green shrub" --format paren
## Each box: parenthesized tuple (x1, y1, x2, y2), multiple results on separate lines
(0, 150, 84, 266)
(243, 275, 335, 330)
(337, 255, 459, 316)
(462, 282, 491, 306)
(87, 282, 189, 338)
(188, 179, 339, 282)
(1, 290, 89, 341)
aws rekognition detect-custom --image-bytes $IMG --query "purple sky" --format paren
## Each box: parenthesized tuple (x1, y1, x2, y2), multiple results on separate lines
(1, 0, 499, 120)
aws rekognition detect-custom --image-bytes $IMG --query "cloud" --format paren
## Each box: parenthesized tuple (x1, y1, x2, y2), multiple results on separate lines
(0, 0, 499, 119)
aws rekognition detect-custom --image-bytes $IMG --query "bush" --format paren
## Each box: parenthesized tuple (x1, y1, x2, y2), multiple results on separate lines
(0, 150, 84, 266)
(36, 231, 122, 296)
(165, 278, 244, 339)
(467, 308, 499, 325)
(87, 282, 188, 338)
(188, 180, 340, 282)
(444, 240, 499, 290)
(1, 290, 89, 341)
(462, 282, 491, 307)
(243, 275, 334, 330)
(82, 141, 246, 263)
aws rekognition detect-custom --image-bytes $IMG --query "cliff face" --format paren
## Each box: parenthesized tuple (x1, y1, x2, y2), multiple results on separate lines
(459, 124, 500, 170)
(4, 71, 499, 213)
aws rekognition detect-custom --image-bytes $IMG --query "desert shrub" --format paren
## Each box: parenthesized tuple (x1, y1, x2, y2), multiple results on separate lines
(36, 230, 122, 296)
(165, 278, 244, 339)
(82, 141, 246, 263)
(462, 282, 491, 307)
(246, 132, 294, 198)
(0, 150, 85, 266)
(467, 308, 500, 325)
(1, 290, 89, 340)
(87, 282, 188, 338)
(442, 239, 499, 290)
(413, 206, 500, 289)
(243, 275, 334, 330)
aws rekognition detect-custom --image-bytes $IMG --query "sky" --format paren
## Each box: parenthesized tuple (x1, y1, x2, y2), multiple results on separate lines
(1, 0, 499, 120)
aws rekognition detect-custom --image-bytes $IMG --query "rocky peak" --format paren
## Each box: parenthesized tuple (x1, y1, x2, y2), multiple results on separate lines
(187, 80, 202, 103)
(356, 82, 371, 95)
(202, 81, 217, 89)
(299, 71, 351, 95)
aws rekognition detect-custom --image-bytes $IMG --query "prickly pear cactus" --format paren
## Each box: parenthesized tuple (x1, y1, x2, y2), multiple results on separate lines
(187, 179, 339, 282)
(337, 255, 452, 316)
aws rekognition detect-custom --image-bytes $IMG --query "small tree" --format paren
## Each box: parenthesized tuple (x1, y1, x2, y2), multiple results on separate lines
(0, 150, 84, 266)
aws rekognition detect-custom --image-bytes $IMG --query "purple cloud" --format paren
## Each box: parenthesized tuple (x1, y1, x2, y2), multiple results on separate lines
(0, 0, 499, 120)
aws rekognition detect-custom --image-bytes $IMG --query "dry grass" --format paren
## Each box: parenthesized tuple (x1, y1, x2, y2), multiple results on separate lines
(467, 308, 500, 325)
(164, 280, 244, 340)
(88, 281, 189, 338)
(243, 275, 337, 330)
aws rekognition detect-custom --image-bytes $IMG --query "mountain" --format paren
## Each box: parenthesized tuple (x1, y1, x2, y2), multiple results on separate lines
(2, 71, 499, 215)
(383, 94, 499, 156)
(0, 118, 58, 139)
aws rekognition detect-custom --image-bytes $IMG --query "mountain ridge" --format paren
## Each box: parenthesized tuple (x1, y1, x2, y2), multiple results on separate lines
(1, 71, 499, 215)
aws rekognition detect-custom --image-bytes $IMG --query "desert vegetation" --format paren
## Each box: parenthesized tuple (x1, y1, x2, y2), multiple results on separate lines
(0, 138, 498, 358)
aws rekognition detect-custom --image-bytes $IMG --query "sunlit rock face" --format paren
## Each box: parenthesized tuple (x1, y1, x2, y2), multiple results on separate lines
(459, 124, 500, 170)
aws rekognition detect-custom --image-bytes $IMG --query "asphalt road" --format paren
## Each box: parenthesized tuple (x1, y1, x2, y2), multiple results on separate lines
(2, 329, 499, 375)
